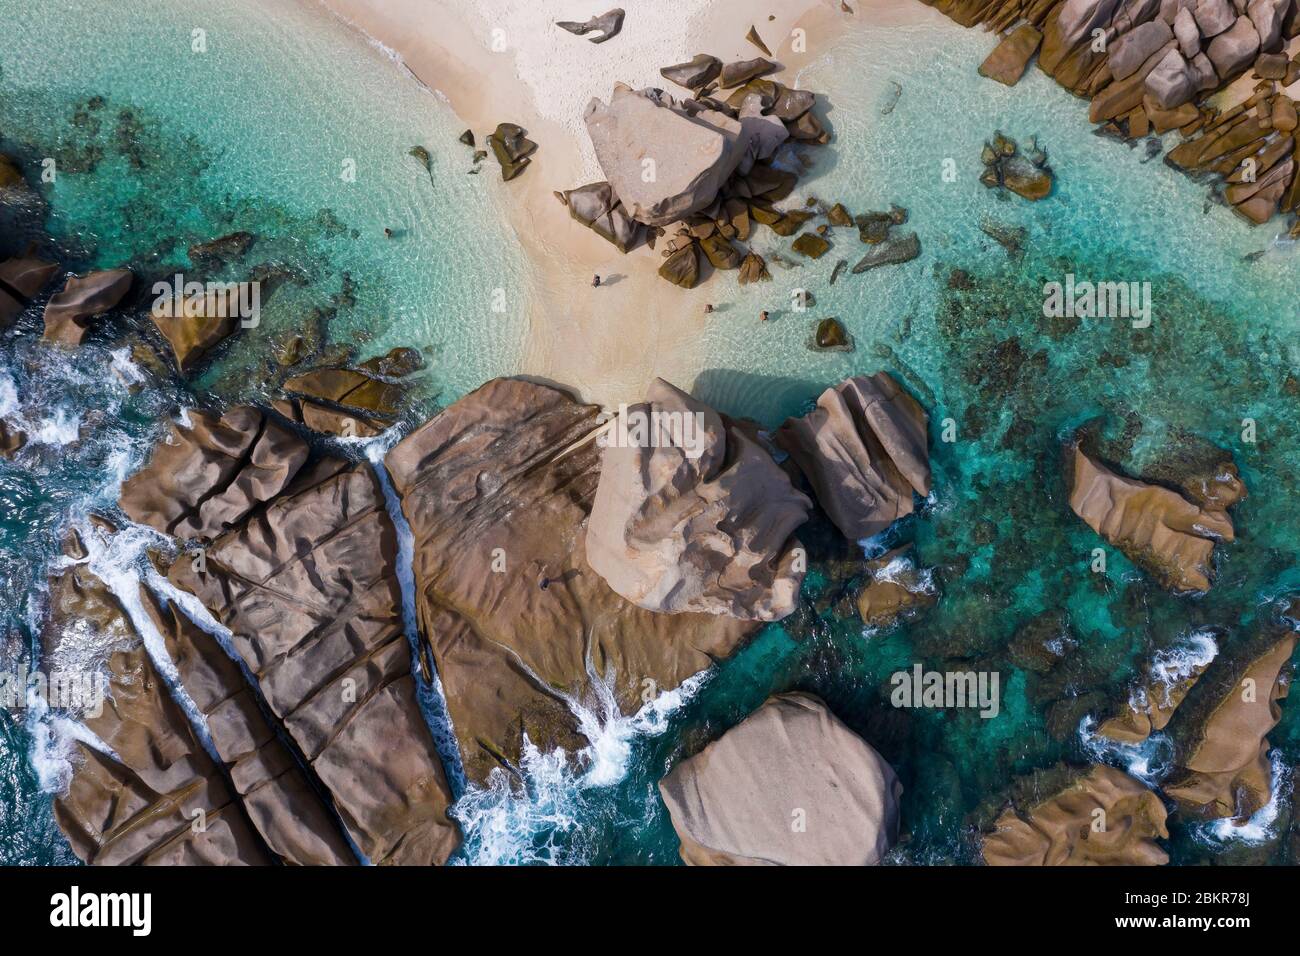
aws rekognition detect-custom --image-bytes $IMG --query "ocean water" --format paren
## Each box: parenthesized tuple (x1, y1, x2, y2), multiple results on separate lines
(2, 3, 1299, 866)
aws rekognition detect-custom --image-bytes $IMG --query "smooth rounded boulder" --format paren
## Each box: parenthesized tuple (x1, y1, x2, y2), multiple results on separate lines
(587, 378, 811, 620)
(659, 693, 902, 865)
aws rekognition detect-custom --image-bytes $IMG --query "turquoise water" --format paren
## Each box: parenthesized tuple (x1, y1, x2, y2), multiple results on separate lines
(3, 4, 1299, 865)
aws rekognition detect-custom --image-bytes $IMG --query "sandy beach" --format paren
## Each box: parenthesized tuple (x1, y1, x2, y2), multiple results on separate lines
(311, 0, 940, 408)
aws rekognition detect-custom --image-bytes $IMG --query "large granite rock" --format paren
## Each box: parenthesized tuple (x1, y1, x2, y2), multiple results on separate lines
(167, 455, 460, 864)
(1208, 15, 1262, 76)
(119, 407, 309, 543)
(1110, 19, 1176, 80)
(384, 378, 759, 784)
(562, 180, 645, 252)
(41, 269, 133, 346)
(1067, 443, 1238, 593)
(138, 587, 357, 865)
(1146, 48, 1200, 107)
(978, 24, 1043, 85)
(54, 637, 274, 866)
(586, 378, 811, 619)
(585, 83, 748, 226)
(1164, 628, 1295, 819)
(1247, 0, 1288, 50)
(982, 765, 1170, 865)
(658, 693, 902, 865)
(1194, 0, 1239, 34)
(776, 372, 931, 540)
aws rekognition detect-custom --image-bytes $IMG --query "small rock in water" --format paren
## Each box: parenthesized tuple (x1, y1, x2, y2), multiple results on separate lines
(792, 233, 830, 258)
(812, 317, 853, 351)
(458, 129, 475, 147)
(851, 231, 920, 273)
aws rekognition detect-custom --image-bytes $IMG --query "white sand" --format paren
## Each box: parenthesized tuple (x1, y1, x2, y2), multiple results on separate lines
(309, 0, 925, 408)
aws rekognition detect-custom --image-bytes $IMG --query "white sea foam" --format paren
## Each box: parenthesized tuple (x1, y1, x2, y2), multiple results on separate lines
(1078, 715, 1172, 785)
(452, 667, 709, 865)
(1200, 750, 1291, 846)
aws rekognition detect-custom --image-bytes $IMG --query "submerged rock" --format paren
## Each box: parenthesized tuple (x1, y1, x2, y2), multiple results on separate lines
(188, 231, 256, 271)
(384, 378, 758, 783)
(812, 316, 852, 350)
(1067, 443, 1238, 592)
(982, 765, 1170, 865)
(855, 547, 937, 629)
(776, 372, 931, 539)
(659, 693, 902, 865)
(587, 378, 811, 619)
(41, 269, 133, 346)
(0, 253, 59, 327)
(851, 231, 920, 273)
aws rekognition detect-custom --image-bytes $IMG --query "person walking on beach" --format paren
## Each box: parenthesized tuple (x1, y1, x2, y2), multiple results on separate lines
(704, 303, 714, 314)
(592, 274, 601, 288)
(760, 310, 769, 322)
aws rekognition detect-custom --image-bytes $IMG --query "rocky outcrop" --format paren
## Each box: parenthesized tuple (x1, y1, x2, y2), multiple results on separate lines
(167, 455, 460, 864)
(54, 632, 274, 866)
(1067, 443, 1238, 593)
(1097, 634, 1215, 743)
(586, 378, 811, 619)
(982, 765, 1170, 865)
(556, 8, 624, 43)
(149, 286, 241, 373)
(719, 57, 777, 88)
(776, 372, 931, 540)
(119, 407, 309, 542)
(585, 84, 747, 226)
(137, 587, 357, 865)
(41, 269, 133, 346)
(1163, 628, 1295, 819)
(0, 253, 58, 327)
(188, 231, 256, 271)
(283, 366, 403, 418)
(659, 693, 902, 865)
(384, 377, 759, 783)
(979, 24, 1044, 85)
